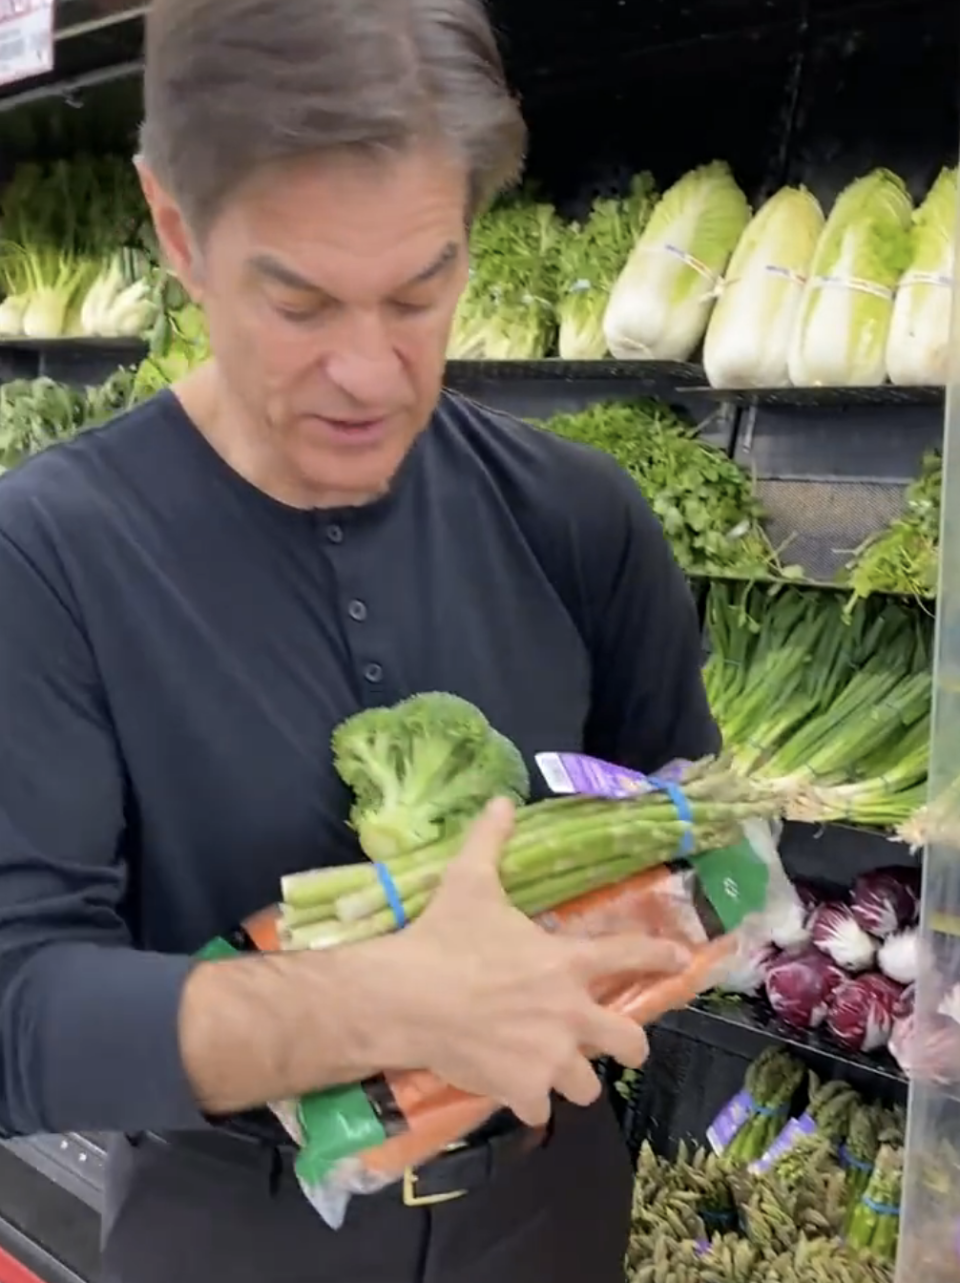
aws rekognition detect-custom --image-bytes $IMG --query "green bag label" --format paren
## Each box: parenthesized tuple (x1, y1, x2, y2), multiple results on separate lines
(295, 1083, 387, 1186)
(692, 836, 770, 934)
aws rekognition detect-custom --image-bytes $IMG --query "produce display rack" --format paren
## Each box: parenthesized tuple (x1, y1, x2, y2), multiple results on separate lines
(1, 0, 958, 1278)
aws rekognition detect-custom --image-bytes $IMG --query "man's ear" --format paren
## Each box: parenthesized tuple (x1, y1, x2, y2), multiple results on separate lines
(134, 157, 204, 301)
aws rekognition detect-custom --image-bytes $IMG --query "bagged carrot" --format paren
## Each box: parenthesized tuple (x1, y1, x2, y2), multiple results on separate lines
(197, 751, 798, 1228)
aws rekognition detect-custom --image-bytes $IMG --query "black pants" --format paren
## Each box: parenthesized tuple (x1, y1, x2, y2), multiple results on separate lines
(100, 1098, 632, 1282)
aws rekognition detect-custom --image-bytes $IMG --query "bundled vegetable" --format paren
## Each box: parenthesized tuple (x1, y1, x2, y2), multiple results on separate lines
(750, 1073, 859, 1174)
(603, 161, 751, 361)
(788, 169, 913, 387)
(449, 195, 563, 359)
(886, 166, 958, 386)
(279, 748, 784, 950)
(706, 1047, 805, 1162)
(0, 156, 158, 339)
(846, 1143, 903, 1263)
(555, 175, 657, 359)
(844, 450, 941, 602)
(703, 583, 933, 830)
(703, 186, 825, 388)
(535, 400, 781, 578)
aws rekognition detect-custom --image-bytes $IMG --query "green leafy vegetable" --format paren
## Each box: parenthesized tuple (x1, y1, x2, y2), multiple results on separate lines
(887, 166, 958, 385)
(330, 692, 530, 861)
(535, 399, 780, 578)
(703, 186, 824, 388)
(788, 168, 914, 387)
(844, 451, 941, 602)
(449, 195, 563, 359)
(603, 161, 751, 361)
(555, 175, 657, 359)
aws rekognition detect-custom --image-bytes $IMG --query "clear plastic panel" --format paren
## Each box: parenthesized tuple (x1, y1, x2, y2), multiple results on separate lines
(896, 172, 960, 1283)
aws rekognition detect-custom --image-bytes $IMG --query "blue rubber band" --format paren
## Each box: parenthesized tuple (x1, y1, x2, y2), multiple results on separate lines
(752, 1102, 788, 1118)
(374, 863, 408, 928)
(702, 1209, 736, 1225)
(647, 775, 695, 856)
(839, 1144, 873, 1173)
(861, 1196, 900, 1217)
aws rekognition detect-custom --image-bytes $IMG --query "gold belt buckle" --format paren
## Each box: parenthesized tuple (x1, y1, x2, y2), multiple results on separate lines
(402, 1140, 468, 1207)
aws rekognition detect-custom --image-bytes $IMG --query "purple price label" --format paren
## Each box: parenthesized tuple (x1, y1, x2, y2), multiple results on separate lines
(694, 1240, 712, 1257)
(706, 1089, 755, 1155)
(535, 752, 692, 799)
(749, 1112, 816, 1175)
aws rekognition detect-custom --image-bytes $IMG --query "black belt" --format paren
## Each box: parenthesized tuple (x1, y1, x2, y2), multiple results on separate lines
(130, 1116, 548, 1207)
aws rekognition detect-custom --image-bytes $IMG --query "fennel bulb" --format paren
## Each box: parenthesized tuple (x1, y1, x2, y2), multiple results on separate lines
(886, 166, 958, 386)
(556, 174, 657, 360)
(603, 161, 751, 362)
(21, 287, 73, 339)
(0, 294, 28, 336)
(703, 187, 824, 388)
(788, 169, 913, 387)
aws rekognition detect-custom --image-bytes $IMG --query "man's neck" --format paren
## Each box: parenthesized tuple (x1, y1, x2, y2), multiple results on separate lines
(172, 363, 385, 510)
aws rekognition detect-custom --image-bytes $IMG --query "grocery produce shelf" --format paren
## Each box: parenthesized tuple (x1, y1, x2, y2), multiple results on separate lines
(0, 1223, 83, 1283)
(687, 384, 945, 409)
(656, 995, 908, 1091)
(445, 359, 707, 385)
(0, 339, 145, 360)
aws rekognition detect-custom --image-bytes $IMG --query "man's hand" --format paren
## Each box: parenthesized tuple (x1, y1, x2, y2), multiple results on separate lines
(374, 798, 690, 1126)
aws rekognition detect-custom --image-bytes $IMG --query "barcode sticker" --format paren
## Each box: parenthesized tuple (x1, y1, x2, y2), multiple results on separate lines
(535, 752, 576, 794)
(0, 0, 54, 89)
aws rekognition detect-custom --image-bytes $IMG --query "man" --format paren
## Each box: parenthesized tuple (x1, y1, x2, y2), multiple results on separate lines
(0, 1, 719, 1280)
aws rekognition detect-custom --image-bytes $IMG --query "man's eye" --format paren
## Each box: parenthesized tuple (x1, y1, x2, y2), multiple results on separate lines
(275, 304, 319, 324)
(391, 299, 432, 315)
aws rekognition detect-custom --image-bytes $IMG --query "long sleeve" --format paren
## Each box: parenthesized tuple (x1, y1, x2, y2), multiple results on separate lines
(578, 463, 722, 772)
(0, 529, 206, 1136)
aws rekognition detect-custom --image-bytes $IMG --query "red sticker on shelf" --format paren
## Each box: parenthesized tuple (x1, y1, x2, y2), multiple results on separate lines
(0, 1242, 45, 1283)
(0, 0, 54, 89)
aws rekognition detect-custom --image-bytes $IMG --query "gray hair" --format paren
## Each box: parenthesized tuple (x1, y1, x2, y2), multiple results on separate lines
(140, 0, 527, 235)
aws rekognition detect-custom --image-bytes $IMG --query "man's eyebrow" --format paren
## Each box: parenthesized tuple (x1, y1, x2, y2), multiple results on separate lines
(402, 240, 460, 287)
(247, 241, 460, 294)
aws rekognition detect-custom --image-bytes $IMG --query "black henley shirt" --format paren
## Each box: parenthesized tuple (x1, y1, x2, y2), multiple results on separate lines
(0, 387, 718, 1138)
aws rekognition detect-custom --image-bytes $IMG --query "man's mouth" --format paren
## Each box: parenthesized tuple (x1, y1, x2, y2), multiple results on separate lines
(307, 414, 391, 443)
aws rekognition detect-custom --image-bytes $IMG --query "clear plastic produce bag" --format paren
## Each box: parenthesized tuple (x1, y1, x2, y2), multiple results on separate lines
(198, 761, 799, 1229)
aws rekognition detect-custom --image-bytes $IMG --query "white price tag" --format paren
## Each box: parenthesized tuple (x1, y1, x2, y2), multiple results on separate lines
(0, 0, 54, 89)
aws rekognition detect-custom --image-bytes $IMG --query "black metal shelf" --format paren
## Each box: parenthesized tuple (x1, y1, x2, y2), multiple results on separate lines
(687, 384, 945, 409)
(445, 358, 708, 385)
(656, 995, 907, 1091)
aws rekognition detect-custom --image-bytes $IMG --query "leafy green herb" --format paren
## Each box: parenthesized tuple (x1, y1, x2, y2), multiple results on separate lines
(843, 452, 940, 603)
(534, 399, 781, 578)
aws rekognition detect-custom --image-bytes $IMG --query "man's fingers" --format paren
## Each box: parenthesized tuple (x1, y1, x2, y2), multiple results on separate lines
(553, 1055, 603, 1108)
(579, 1006, 651, 1070)
(575, 932, 692, 982)
(444, 798, 516, 884)
(506, 1090, 553, 1129)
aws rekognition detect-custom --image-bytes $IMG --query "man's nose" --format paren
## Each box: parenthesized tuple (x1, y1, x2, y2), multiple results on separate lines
(323, 309, 404, 402)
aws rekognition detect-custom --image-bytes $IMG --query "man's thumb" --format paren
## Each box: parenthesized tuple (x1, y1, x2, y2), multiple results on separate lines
(450, 797, 516, 877)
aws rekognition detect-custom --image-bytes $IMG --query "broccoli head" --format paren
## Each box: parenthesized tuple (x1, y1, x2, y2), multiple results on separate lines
(331, 691, 530, 861)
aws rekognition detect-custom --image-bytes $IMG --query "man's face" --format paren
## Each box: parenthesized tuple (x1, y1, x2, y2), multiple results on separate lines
(142, 146, 470, 504)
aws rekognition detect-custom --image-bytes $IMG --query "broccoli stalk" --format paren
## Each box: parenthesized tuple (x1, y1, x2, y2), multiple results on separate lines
(332, 692, 531, 861)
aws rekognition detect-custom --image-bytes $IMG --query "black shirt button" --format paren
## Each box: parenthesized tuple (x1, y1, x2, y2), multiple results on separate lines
(348, 599, 368, 622)
(326, 524, 344, 544)
(363, 662, 383, 684)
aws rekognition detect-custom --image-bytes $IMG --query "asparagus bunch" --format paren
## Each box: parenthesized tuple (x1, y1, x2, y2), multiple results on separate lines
(720, 1049, 806, 1164)
(279, 755, 783, 951)
(846, 1144, 903, 1263)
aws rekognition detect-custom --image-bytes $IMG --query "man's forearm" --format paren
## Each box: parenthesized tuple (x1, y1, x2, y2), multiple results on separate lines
(178, 941, 403, 1115)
